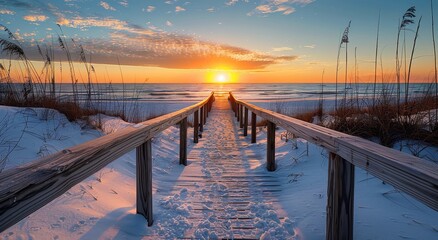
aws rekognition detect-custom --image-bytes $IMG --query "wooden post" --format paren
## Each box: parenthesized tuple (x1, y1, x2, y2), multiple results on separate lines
(194, 110, 199, 143)
(243, 107, 248, 136)
(200, 107, 204, 132)
(326, 153, 355, 240)
(251, 112, 257, 143)
(234, 102, 238, 117)
(237, 103, 240, 121)
(136, 140, 153, 226)
(239, 105, 244, 128)
(234, 99, 238, 117)
(267, 121, 276, 171)
(179, 118, 187, 166)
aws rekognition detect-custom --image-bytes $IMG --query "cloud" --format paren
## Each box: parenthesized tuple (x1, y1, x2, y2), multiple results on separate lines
(100, 1, 116, 11)
(0, 9, 15, 15)
(78, 32, 298, 70)
(253, 4, 294, 15)
(273, 47, 293, 52)
(146, 6, 155, 12)
(226, 0, 238, 6)
(16, 28, 297, 70)
(23, 32, 36, 37)
(57, 16, 154, 35)
(119, 0, 128, 7)
(166, 21, 173, 27)
(304, 44, 316, 49)
(175, 6, 185, 12)
(23, 15, 48, 22)
(207, 7, 215, 13)
(250, 0, 312, 16)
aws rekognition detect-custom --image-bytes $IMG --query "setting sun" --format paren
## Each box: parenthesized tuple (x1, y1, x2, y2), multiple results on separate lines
(206, 70, 237, 83)
(215, 73, 228, 83)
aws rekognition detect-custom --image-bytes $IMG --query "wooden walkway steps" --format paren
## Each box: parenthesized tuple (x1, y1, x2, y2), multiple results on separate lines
(157, 93, 289, 239)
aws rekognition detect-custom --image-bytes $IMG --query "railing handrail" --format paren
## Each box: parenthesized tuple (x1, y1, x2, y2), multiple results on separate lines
(229, 92, 438, 212)
(0, 92, 215, 232)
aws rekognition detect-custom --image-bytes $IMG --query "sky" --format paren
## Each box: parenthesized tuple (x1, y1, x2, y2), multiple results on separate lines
(0, 0, 436, 83)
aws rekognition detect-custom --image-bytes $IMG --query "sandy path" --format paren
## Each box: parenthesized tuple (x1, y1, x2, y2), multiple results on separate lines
(156, 93, 296, 239)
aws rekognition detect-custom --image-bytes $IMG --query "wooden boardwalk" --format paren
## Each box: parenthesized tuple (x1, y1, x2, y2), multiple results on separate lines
(160, 93, 290, 239)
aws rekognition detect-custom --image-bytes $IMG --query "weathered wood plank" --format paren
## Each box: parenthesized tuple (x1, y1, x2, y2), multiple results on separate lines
(326, 153, 354, 240)
(267, 121, 276, 171)
(243, 107, 248, 136)
(136, 140, 153, 226)
(251, 112, 257, 143)
(230, 92, 438, 211)
(180, 117, 188, 166)
(0, 93, 214, 232)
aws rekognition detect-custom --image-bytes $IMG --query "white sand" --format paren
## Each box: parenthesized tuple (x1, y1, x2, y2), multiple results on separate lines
(0, 97, 437, 239)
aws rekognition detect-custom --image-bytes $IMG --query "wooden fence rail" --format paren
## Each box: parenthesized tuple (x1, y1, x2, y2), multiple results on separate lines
(0, 93, 215, 232)
(228, 92, 438, 240)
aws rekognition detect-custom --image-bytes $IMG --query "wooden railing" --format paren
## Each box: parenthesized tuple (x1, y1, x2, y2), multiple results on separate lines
(228, 92, 438, 240)
(0, 93, 215, 232)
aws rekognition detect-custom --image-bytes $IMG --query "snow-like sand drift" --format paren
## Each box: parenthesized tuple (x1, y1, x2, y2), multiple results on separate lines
(0, 98, 437, 239)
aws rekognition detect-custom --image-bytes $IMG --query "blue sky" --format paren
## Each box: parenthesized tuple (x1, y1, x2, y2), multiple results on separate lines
(0, 0, 435, 83)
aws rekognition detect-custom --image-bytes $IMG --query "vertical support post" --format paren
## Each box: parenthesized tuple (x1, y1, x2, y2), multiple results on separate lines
(243, 107, 248, 136)
(251, 112, 257, 143)
(237, 104, 240, 121)
(267, 121, 276, 171)
(326, 153, 355, 240)
(239, 105, 244, 128)
(194, 110, 199, 143)
(136, 140, 153, 226)
(179, 117, 187, 166)
(234, 102, 238, 117)
(200, 107, 204, 132)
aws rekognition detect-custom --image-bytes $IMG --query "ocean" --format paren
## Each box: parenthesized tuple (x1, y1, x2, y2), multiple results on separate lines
(49, 83, 435, 102)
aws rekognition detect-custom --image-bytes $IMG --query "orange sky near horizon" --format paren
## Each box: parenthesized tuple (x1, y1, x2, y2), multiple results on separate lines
(4, 58, 435, 85)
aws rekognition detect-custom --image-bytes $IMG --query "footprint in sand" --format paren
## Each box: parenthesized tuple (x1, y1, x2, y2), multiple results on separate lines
(51, 223, 61, 229)
(69, 224, 80, 232)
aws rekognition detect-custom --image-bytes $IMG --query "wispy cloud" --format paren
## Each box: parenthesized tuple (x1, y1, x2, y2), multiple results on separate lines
(79, 32, 298, 70)
(166, 21, 173, 27)
(16, 22, 297, 70)
(119, 0, 128, 7)
(249, 0, 313, 16)
(273, 47, 293, 52)
(304, 44, 316, 49)
(175, 6, 186, 12)
(207, 7, 215, 13)
(23, 15, 48, 22)
(0, 9, 15, 15)
(146, 6, 155, 12)
(100, 1, 116, 11)
(226, 0, 238, 6)
(57, 16, 154, 35)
